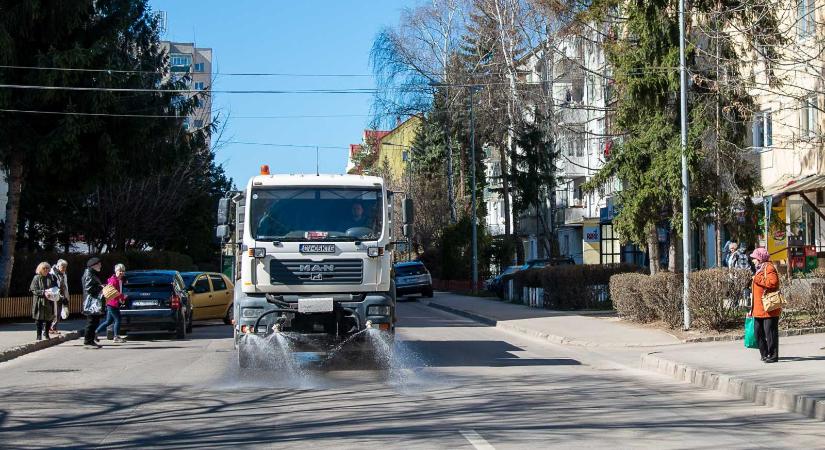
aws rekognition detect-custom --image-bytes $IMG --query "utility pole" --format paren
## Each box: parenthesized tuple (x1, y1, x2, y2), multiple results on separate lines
(679, 0, 692, 330)
(408, 146, 414, 262)
(469, 86, 480, 294)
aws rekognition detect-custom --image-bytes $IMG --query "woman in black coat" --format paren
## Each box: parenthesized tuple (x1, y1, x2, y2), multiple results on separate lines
(30, 261, 57, 340)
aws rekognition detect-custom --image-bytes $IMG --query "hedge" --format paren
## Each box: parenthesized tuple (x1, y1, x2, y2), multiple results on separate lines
(515, 263, 640, 310)
(610, 273, 655, 322)
(10, 251, 198, 296)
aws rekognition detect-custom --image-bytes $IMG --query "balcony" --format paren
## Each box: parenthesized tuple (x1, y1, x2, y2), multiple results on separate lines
(564, 206, 585, 225)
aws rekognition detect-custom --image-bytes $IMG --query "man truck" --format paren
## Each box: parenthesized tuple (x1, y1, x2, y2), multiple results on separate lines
(216, 166, 412, 368)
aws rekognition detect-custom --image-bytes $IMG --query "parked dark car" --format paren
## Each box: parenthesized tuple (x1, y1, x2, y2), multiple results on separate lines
(118, 270, 193, 339)
(394, 261, 434, 298)
(496, 257, 575, 298)
(485, 265, 521, 293)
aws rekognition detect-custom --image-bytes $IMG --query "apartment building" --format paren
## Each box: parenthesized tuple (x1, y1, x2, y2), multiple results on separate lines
(747, 0, 825, 269)
(160, 41, 213, 137)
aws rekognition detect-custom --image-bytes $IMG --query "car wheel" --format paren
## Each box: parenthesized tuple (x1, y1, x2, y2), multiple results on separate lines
(223, 303, 234, 325)
(423, 286, 434, 298)
(175, 311, 186, 339)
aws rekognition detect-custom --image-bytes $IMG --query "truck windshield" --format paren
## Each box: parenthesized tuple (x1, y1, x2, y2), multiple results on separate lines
(250, 187, 383, 241)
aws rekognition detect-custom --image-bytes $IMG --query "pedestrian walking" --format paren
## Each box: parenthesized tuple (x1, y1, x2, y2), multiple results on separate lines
(721, 239, 734, 268)
(95, 263, 128, 343)
(750, 247, 781, 363)
(82, 257, 105, 349)
(49, 259, 70, 335)
(29, 262, 57, 341)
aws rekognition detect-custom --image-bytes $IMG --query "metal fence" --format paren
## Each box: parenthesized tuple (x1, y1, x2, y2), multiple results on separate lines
(0, 294, 83, 319)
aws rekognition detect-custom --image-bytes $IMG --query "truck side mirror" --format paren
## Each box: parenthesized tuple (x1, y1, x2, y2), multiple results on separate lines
(217, 198, 230, 225)
(402, 198, 414, 225)
(216, 225, 230, 240)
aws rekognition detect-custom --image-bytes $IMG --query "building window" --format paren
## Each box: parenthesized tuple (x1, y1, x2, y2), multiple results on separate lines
(170, 54, 192, 68)
(194, 63, 205, 73)
(753, 109, 773, 149)
(798, 0, 816, 38)
(402, 150, 409, 162)
(600, 224, 621, 264)
(800, 95, 818, 138)
(194, 82, 205, 90)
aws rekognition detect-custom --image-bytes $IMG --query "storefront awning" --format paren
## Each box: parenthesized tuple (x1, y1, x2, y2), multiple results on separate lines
(756, 173, 825, 203)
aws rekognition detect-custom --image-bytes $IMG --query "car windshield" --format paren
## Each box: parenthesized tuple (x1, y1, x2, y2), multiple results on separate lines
(180, 273, 197, 287)
(125, 273, 175, 287)
(396, 264, 427, 276)
(250, 187, 383, 241)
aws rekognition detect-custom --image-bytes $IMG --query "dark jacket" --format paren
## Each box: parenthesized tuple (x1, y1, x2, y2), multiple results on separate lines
(82, 268, 104, 299)
(30, 274, 56, 321)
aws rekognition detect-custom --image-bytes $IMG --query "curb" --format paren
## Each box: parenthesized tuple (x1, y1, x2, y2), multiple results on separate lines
(424, 301, 679, 348)
(0, 329, 83, 364)
(640, 353, 825, 422)
(683, 326, 825, 343)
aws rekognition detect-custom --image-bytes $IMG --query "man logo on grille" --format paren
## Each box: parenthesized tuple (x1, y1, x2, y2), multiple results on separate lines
(299, 264, 335, 273)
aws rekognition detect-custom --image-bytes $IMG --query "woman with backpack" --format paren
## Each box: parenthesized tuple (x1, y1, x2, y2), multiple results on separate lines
(750, 247, 781, 363)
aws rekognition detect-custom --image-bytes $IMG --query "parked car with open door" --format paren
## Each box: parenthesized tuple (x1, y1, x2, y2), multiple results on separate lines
(181, 272, 235, 325)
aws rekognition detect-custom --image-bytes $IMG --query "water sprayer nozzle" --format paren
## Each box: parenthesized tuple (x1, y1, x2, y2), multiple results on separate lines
(365, 320, 373, 329)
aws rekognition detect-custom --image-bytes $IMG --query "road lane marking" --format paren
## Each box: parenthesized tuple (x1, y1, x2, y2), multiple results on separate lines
(460, 430, 496, 450)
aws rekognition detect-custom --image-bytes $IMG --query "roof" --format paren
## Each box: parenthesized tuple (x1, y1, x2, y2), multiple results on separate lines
(758, 173, 825, 202)
(248, 173, 385, 189)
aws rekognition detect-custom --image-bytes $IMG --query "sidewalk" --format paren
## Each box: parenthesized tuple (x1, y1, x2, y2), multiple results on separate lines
(0, 318, 87, 363)
(425, 292, 825, 421)
(425, 292, 682, 347)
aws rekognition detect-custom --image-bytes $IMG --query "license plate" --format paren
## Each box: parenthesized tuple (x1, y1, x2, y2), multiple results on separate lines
(132, 300, 158, 307)
(298, 297, 333, 313)
(299, 243, 336, 254)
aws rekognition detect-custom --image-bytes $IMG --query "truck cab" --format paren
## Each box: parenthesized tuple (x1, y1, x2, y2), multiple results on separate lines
(218, 169, 409, 367)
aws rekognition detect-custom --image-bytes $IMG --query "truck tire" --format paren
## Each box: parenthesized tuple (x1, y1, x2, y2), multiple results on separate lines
(175, 311, 186, 339)
(238, 341, 252, 369)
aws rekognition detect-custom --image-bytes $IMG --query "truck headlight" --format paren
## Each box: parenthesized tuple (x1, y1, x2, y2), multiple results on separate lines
(367, 305, 391, 316)
(242, 308, 263, 318)
(367, 247, 384, 257)
(248, 248, 266, 258)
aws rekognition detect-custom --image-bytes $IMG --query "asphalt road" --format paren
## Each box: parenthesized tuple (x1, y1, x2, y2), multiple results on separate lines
(0, 297, 823, 449)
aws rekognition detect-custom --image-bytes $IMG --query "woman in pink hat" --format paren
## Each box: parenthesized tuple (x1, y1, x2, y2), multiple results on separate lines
(750, 247, 780, 363)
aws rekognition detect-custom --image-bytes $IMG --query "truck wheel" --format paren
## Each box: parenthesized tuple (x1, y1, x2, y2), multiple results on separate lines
(423, 286, 434, 298)
(223, 303, 233, 325)
(175, 311, 186, 339)
(238, 341, 252, 369)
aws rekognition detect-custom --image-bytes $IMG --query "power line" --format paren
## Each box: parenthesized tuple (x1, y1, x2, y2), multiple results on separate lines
(0, 84, 383, 94)
(0, 108, 372, 119)
(225, 140, 349, 150)
(0, 64, 373, 77)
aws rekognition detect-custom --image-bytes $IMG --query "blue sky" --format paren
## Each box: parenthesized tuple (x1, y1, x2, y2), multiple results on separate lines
(150, 0, 409, 187)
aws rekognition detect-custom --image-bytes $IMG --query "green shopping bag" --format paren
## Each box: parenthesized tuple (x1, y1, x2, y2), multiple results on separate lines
(744, 316, 758, 349)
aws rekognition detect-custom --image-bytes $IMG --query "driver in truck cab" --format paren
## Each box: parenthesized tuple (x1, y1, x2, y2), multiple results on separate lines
(350, 202, 369, 228)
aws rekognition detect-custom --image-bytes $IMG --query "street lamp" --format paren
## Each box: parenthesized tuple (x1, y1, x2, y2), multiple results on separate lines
(679, 0, 692, 329)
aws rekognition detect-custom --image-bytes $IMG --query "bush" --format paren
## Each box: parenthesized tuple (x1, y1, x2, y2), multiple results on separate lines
(611, 273, 656, 322)
(641, 272, 683, 329)
(516, 263, 639, 310)
(10, 251, 197, 296)
(782, 277, 825, 327)
(688, 269, 751, 331)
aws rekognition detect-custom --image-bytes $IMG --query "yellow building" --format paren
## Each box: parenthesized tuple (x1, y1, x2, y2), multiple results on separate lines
(378, 116, 422, 186)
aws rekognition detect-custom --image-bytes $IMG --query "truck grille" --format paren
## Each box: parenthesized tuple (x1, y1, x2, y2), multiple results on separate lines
(270, 259, 363, 285)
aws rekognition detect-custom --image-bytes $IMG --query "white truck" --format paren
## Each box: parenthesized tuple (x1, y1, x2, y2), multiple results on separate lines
(216, 167, 411, 368)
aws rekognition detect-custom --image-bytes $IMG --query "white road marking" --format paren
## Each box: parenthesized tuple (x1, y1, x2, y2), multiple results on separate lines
(460, 430, 496, 450)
